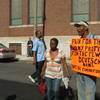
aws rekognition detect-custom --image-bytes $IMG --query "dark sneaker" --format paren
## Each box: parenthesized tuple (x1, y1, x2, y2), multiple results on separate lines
(28, 75, 35, 83)
(34, 78, 40, 86)
(35, 81, 39, 86)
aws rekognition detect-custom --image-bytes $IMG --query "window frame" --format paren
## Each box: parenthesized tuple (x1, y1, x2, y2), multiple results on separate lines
(28, 0, 43, 25)
(71, 0, 90, 22)
(10, 0, 22, 26)
(98, 0, 100, 20)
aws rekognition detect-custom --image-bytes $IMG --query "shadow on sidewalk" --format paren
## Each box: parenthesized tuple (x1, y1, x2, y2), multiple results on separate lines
(5, 94, 16, 100)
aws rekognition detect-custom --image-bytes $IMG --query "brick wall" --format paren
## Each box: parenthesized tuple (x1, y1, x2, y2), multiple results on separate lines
(0, 0, 100, 37)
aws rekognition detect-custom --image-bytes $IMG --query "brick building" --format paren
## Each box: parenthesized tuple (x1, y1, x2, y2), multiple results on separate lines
(0, 0, 100, 57)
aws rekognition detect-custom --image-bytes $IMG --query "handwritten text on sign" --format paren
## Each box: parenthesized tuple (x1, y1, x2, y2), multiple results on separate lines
(71, 39, 100, 77)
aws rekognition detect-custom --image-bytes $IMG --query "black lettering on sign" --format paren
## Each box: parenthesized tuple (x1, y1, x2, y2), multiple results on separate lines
(94, 39, 100, 45)
(72, 65, 77, 69)
(78, 66, 81, 71)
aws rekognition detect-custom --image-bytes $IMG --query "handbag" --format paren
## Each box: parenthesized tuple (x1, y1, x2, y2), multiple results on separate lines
(59, 86, 74, 100)
(38, 80, 47, 95)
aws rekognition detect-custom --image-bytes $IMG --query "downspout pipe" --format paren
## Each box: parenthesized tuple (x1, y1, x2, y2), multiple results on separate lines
(34, 0, 38, 35)
(43, 0, 46, 37)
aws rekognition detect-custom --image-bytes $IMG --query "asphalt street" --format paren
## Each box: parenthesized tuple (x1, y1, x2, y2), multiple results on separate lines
(0, 60, 43, 100)
(0, 59, 100, 100)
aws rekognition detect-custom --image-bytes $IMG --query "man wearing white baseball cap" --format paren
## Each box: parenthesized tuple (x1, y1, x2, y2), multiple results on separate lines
(74, 21, 94, 38)
(74, 21, 97, 100)
(74, 21, 89, 28)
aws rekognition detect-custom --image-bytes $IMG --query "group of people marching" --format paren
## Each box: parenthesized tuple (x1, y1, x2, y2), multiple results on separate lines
(28, 21, 98, 100)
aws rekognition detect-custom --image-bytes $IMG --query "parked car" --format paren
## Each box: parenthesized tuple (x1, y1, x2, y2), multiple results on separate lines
(0, 43, 16, 59)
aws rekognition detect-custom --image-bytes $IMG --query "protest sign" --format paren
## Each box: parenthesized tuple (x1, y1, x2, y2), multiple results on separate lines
(71, 38, 100, 77)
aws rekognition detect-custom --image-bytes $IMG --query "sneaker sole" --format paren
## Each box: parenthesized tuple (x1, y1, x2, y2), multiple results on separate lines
(28, 76, 35, 83)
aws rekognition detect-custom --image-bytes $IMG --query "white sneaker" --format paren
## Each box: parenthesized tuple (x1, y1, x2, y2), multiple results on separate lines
(28, 75, 35, 83)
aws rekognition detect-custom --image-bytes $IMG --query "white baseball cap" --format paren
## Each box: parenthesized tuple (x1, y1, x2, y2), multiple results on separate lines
(74, 21, 89, 28)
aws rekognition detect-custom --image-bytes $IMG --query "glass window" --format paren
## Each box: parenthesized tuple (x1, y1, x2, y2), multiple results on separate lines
(72, 0, 89, 22)
(29, 0, 43, 24)
(11, 0, 22, 25)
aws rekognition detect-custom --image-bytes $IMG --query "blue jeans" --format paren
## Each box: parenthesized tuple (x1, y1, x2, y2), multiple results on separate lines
(45, 77, 61, 100)
(76, 74, 96, 100)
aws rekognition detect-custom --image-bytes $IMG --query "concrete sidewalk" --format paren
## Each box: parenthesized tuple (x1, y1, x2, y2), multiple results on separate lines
(16, 55, 71, 62)
(16, 55, 71, 64)
(16, 55, 33, 61)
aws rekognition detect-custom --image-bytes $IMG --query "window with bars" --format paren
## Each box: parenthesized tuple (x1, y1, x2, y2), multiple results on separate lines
(28, 0, 43, 25)
(10, 0, 22, 26)
(72, 0, 89, 22)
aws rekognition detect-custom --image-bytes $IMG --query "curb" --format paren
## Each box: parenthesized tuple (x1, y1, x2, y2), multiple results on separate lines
(16, 55, 33, 61)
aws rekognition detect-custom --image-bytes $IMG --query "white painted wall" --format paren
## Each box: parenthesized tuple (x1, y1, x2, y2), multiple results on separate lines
(0, 37, 30, 56)
(1, 35, 99, 58)
(0, 36, 79, 57)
